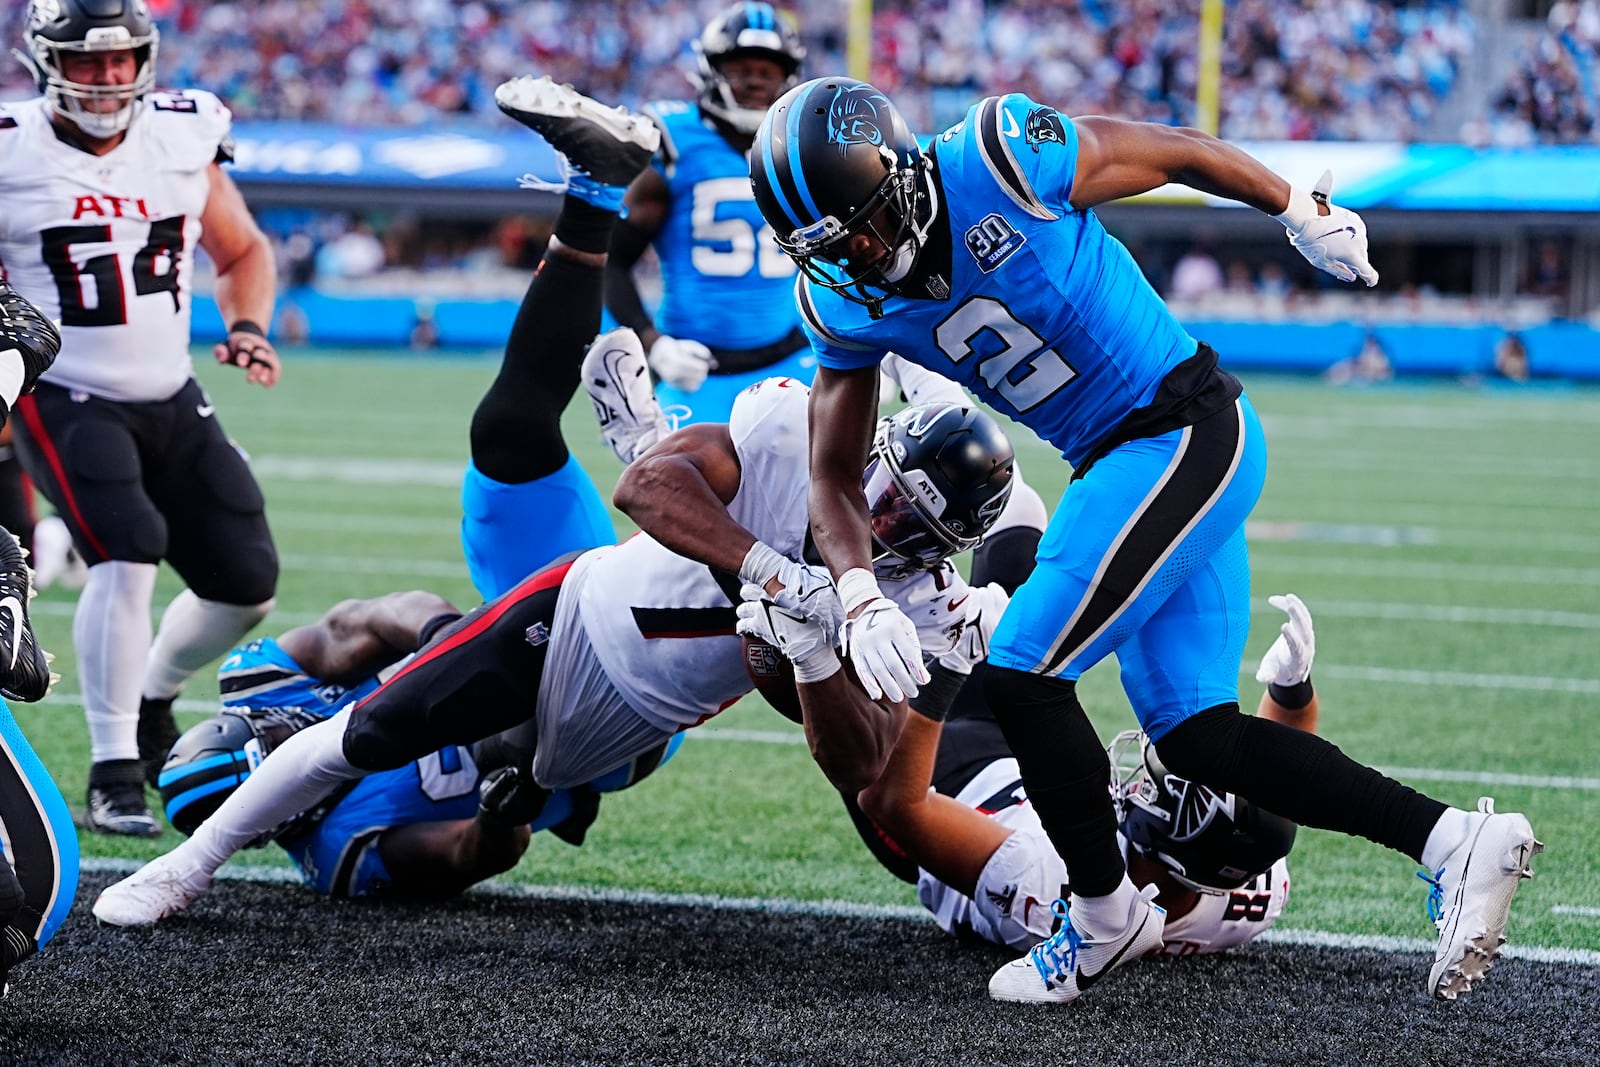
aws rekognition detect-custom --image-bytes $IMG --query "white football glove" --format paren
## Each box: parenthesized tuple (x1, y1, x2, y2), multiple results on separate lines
(1254, 593, 1316, 687)
(840, 598, 928, 703)
(736, 584, 839, 683)
(647, 334, 716, 392)
(938, 581, 1010, 675)
(1278, 171, 1378, 288)
(738, 544, 845, 645)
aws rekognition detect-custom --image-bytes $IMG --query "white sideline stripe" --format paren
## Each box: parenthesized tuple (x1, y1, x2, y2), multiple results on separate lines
(78, 858, 1600, 967)
(1552, 906, 1600, 918)
(277, 553, 468, 578)
(253, 455, 465, 488)
(1251, 555, 1600, 588)
(1256, 598, 1600, 630)
(1310, 664, 1600, 695)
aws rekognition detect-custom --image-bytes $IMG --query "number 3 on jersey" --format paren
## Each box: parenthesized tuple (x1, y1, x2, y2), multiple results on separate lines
(40, 215, 186, 327)
(934, 295, 1077, 413)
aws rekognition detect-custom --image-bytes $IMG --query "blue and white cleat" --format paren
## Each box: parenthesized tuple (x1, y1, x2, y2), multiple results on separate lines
(988, 883, 1166, 1004)
(1421, 796, 1542, 1001)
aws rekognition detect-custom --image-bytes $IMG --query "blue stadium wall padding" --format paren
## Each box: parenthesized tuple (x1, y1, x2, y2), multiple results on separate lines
(1521, 322, 1600, 380)
(1370, 324, 1499, 375)
(1183, 320, 1368, 372)
(431, 299, 522, 349)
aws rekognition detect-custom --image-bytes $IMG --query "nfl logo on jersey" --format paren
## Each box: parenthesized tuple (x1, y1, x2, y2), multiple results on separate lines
(525, 622, 549, 647)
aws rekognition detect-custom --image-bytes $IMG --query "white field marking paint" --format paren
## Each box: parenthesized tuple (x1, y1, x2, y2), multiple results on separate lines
(267, 511, 454, 536)
(1250, 554, 1600, 588)
(1552, 906, 1600, 918)
(77, 858, 1600, 966)
(1305, 664, 1600, 696)
(1250, 597, 1600, 630)
(1272, 451, 1600, 481)
(277, 552, 467, 578)
(252, 455, 465, 488)
(1246, 521, 1438, 546)
(1260, 404, 1600, 433)
(28, 602, 325, 628)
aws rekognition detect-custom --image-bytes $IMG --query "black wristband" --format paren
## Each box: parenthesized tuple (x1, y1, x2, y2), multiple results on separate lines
(416, 611, 465, 648)
(229, 319, 267, 338)
(909, 661, 968, 723)
(1267, 676, 1315, 710)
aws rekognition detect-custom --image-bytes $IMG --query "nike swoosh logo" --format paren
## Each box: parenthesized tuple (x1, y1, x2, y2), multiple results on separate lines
(1314, 226, 1357, 241)
(0, 596, 22, 671)
(946, 595, 969, 613)
(1074, 906, 1152, 991)
(196, 403, 215, 418)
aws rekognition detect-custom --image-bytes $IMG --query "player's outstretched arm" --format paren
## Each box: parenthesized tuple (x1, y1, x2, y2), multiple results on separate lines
(275, 591, 460, 687)
(1254, 592, 1320, 733)
(200, 163, 282, 386)
(375, 814, 532, 901)
(1068, 117, 1376, 287)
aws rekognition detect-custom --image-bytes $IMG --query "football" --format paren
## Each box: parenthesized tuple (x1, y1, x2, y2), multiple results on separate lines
(740, 633, 805, 725)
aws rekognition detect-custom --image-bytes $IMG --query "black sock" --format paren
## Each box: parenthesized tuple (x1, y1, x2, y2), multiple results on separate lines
(552, 197, 619, 255)
(1155, 704, 1448, 863)
(985, 667, 1126, 897)
(469, 254, 605, 484)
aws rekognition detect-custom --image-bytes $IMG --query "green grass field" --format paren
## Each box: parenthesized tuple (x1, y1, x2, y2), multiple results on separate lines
(15, 350, 1599, 953)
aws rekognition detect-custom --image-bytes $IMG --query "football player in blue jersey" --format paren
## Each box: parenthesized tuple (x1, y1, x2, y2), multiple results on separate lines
(750, 78, 1541, 1005)
(602, 2, 813, 438)
(154, 590, 680, 900)
(0, 276, 75, 998)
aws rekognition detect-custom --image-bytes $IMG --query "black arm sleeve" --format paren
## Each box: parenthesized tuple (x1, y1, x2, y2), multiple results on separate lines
(603, 218, 657, 334)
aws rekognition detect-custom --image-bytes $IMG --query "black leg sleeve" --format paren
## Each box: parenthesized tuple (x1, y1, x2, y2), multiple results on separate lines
(986, 666, 1127, 897)
(1155, 704, 1448, 863)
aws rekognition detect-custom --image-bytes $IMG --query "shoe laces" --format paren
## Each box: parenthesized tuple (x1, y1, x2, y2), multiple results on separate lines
(1416, 865, 1447, 924)
(662, 404, 691, 432)
(1028, 898, 1081, 984)
(518, 154, 571, 194)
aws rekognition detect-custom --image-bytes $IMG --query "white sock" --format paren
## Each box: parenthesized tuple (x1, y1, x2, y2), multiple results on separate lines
(78, 561, 159, 763)
(1069, 873, 1139, 941)
(1421, 807, 1478, 872)
(144, 590, 275, 700)
(189, 709, 361, 875)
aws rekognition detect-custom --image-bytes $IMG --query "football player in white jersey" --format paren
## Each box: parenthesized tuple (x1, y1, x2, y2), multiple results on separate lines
(801, 594, 1319, 958)
(0, 0, 282, 836)
(91, 82, 1009, 927)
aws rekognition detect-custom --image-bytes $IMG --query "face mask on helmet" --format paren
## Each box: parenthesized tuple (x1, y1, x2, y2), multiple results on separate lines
(863, 402, 1015, 581)
(158, 707, 323, 841)
(1108, 730, 1298, 894)
(693, 2, 805, 136)
(22, 0, 161, 140)
(752, 78, 937, 317)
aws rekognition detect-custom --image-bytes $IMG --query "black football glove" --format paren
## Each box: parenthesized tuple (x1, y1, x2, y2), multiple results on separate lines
(477, 764, 551, 828)
(0, 279, 61, 395)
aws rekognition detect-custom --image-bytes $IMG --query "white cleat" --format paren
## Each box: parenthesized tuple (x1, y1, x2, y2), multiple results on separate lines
(1423, 796, 1543, 1001)
(582, 328, 672, 466)
(988, 883, 1166, 1004)
(92, 852, 214, 927)
(494, 76, 658, 187)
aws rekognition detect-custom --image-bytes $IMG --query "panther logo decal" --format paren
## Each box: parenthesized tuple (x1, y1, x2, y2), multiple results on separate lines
(826, 83, 891, 154)
(1024, 106, 1067, 152)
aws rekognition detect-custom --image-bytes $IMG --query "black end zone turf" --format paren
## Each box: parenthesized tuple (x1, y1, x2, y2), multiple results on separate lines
(1, 874, 1594, 1065)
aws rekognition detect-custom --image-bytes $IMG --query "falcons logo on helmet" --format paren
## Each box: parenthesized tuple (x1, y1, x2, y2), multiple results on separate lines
(1163, 775, 1237, 841)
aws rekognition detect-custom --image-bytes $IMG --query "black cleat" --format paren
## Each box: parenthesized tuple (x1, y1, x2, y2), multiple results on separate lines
(0, 531, 52, 703)
(494, 76, 659, 187)
(137, 695, 181, 789)
(85, 759, 163, 837)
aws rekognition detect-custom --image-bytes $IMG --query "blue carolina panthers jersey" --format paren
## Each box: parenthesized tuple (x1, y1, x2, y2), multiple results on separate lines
(647, 101, 800, 350)
(218, 637, 383, 716)
(796, 94, 1198, 468)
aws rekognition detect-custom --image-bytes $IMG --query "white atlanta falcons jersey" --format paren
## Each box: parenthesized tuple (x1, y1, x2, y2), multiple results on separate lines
(0, 91, 230, 402)
(920, 756, 1291, 954)
(578, 376, 976, 731)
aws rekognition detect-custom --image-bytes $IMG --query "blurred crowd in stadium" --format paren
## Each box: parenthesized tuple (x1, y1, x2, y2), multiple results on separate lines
(0, 0, 1587, 144)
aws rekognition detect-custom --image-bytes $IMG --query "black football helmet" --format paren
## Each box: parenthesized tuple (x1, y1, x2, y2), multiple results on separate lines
(865, 402, 1015, 580)
(1109, 730, 1298, 894)
(751, 77, 935, 315)
(158, 707, 322, 840)
(693, 2, 805, 136)
(20, 0, 160, 139)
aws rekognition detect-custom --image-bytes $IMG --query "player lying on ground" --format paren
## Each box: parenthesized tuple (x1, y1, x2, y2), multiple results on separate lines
(154, 592, 679, 900)
(91, 80, 1015, 927)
